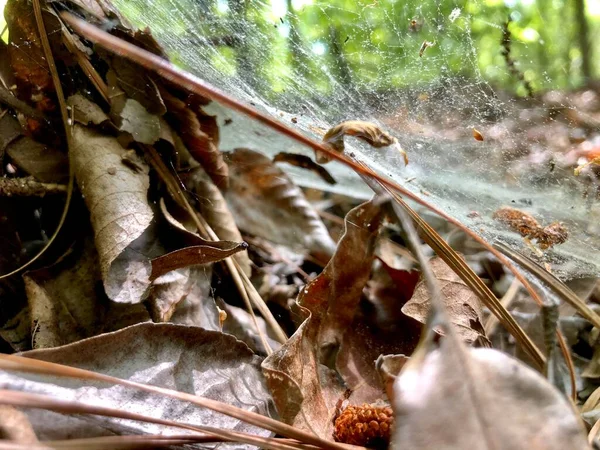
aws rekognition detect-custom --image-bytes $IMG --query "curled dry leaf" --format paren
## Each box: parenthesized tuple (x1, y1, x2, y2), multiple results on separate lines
(71, 124, 153, 303)
(159, 85, 228, 188)
(224, 148, 336, 264)
(391, 338, 589, 449)
(320, 120, 408, 166)
(273, 152, 336, 185)
(401, 256, 487, 344)
(261, 199, 383, 438)
(0, 323, 273, 445)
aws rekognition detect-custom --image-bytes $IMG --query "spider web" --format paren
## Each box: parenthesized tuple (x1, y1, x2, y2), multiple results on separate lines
(113, 0, 600, 279)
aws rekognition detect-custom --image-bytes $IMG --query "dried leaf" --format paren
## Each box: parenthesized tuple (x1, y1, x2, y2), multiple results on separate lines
(321, 120, 407, 165)
(147, 268, 192, 322)
(115, 98, 161, 145)
(391, 339, 589, 449)
(262, 200, 383, 438)
(221, 303, 282, 355)
(71, 124, 153, 303)
(0, 323, 273, 445)
(6, 137, 68, 183)
(273, 152, 336, 184)
(376, 354, 409, 401)
(150, 241, 247, 281)
(5, 0, 61, 114)
(100, 42, 166, 116)
(184, 167, 253, 276)
(401, 256, 486, 344)
(159, 86, 228, 188)
(168, 266, 220, 330)
(24, 237, 151, 348)
(224, 148, 336, 264)
(67, 94, 109, 126)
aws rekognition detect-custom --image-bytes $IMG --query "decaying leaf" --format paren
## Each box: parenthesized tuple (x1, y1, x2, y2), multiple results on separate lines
(67, 94, 110, 126)
(5, 0, 61, 115)
(224, 148, 337, 264)
(183, 167, 253, 276)
(6, 136, 68, 183)
(24, 237, 151, 348)
(391, 338, 589, 449)
(273, 152, 336, 184)
(113, 98, 161, 145)
(168, 266, 220, 330)
(262, 199, 383, 438)
(320, 120, 408, 166)
(159, 85, 229, 188)
(0, 323, 274, 444)
(401, 256, 487, 344)
(71, 124, 154, 303)
(150, 241, 247, 281)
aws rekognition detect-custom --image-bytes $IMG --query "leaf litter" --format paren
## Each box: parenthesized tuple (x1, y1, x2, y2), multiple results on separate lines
(0, 0, 597, 449)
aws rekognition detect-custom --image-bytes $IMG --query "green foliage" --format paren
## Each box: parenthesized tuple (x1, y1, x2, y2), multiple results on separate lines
(111, 0, 599, 99)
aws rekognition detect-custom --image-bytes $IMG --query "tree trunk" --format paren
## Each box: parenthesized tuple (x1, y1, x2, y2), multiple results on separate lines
(573, 0, 592, 83)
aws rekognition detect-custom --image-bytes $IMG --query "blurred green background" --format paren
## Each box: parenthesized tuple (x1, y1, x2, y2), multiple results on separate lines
(3, 0, 599, 99)
(105, 0, 600, 99)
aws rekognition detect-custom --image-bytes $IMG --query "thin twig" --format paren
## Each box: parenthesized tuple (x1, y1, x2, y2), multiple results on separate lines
(0, 390, 316, 450)
(0, 84, 50, 121)
(484, 277, 520, 336)
(0, 177, 67, 197)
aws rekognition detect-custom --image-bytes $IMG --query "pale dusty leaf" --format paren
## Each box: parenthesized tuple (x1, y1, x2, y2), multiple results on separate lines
(115, 98, 161, 145)
(24, 237, 151, 348)
(24, 238, 100, 349)
(221, 303, 282, 355)
(402, 256, 486, 344)
(169, 266, 220, 330)
(582, 386, 600, 413)
(261, 200, 383, 439)
(71, 124, 153, 303)
(0, 405, 39, 443)
(0, 323, 274, 447)
(391, 339, 589, 449)
(67, 94, 109, 126)
(224, 148, 336, 264)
